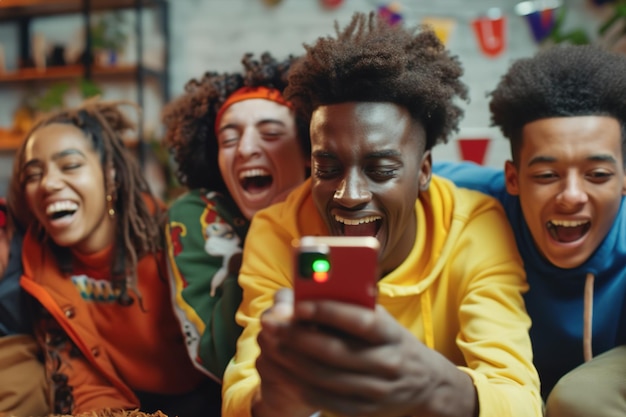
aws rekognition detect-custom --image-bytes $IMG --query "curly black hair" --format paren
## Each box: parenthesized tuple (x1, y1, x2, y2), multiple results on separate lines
(489, 44, 626, 164)
(284, 12, 468, 151)
(161, 52, 311, 192)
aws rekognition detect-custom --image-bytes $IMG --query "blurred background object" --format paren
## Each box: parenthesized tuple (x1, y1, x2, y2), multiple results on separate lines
(0, 0, 621, 200)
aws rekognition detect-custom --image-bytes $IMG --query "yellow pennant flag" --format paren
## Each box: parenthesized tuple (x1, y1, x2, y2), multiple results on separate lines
(421, 16, 456, 46)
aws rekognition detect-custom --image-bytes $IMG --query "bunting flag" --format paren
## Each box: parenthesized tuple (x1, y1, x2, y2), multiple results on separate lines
(321, 0, 344, 9)
(457, 138, 491, 165)
(421, 17, 456, 46)
(515, 0, 561, 43)
(377, 2, 404, 26)
(262, 0, 284, 6)
(471, 8, 506, 57)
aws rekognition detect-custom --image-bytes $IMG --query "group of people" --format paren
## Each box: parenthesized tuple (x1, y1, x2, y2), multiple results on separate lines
(0, 10, 624, 417)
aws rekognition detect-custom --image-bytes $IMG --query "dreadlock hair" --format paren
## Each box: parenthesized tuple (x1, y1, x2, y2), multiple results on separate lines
(161, 52, 311, 192)
(8, 98, 163, 307)
(284, 11, 468, 152)
(489, 44, 626, 166)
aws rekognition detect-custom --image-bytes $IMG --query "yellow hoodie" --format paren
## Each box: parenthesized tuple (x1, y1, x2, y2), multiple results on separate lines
(222, 176, 542, 417)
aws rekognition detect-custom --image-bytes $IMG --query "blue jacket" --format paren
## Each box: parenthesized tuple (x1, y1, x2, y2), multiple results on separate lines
(434, 161, 626, 399)
(0, 230, 31, 336)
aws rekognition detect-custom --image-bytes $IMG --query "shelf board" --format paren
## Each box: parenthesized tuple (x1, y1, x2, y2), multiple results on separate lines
(0, 64, 162, 83)
(0, 0, 164, 20)
(0, 130, 24, 151)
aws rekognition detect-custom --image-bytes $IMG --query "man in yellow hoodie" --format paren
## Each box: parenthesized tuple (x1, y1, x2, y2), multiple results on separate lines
(222, 12, 542, 417)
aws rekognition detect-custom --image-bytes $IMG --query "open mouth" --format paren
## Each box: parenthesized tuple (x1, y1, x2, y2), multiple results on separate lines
(546, 219, 590, 243)
(334, 214, 382, 237)
(239, 168, 273, 194)
(46, 201, 78, 221)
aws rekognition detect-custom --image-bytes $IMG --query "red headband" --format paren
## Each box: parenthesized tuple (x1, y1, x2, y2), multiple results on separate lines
(214, 86, 291, 134)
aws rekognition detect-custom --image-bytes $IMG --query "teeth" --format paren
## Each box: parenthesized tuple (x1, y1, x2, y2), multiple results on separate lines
(46, 201, 78, 215)
(334, 215, 381, 225)
(550, 219, 588, 228)
(239, 168, 270, 179)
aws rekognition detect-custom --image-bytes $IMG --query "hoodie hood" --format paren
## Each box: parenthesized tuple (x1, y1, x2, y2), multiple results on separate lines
(376, 175, 513, 349)
(378, 175, 459, 296)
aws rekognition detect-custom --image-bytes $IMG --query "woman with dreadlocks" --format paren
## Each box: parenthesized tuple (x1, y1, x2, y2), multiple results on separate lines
(7, 99, 213, 416)
(161, 52, 310, 384)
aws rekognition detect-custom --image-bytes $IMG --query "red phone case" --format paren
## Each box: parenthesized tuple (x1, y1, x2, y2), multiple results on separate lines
(293, 236, 380, 309)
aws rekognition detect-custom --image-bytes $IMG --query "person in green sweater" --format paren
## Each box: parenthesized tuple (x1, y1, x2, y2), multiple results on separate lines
(161, 51, 310, 384)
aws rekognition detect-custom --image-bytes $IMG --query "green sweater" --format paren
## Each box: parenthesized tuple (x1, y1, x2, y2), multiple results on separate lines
(166, 189, 249, 381)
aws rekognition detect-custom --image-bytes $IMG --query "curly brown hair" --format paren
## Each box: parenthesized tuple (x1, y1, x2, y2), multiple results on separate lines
(489, 44, 626, 165)
(8, 99, 163, 306)
(284, 11, 468, 151)
(161, 52, 311, 192)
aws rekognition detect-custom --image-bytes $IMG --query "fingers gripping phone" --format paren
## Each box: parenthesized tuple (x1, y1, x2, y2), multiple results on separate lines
(293, 236, 380, 309)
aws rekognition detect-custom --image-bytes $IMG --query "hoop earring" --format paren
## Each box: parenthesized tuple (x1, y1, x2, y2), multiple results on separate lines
(106, 194, 115, 218)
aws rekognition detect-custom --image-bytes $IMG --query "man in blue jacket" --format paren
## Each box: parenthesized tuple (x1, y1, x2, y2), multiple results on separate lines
(435, 44, 626, 417)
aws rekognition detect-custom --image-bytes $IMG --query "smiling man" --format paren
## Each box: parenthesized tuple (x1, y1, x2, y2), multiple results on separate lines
(222, 12, 542, 417)
(434, 45, 626, 417)
(161, 52, 310, 388)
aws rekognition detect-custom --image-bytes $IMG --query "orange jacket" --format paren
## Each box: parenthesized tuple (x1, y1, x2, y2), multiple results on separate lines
(20, 228, 205, 414)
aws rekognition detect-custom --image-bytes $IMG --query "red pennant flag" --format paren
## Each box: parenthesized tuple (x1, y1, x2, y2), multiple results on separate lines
(457, 138, 490, 165)
(321, 0, 344, 9)
(472, 9, 506, 57)
(262, 0, 284, 6)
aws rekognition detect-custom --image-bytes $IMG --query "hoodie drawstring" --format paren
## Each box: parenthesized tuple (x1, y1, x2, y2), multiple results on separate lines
(421, 289, 435, 349)
(583, 272, 594, 362)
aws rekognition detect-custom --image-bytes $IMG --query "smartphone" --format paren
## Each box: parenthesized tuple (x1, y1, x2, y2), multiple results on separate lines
(293, 236, 380, 309)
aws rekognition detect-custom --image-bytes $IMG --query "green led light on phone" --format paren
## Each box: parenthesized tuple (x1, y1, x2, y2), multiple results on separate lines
(312, 259, 330, 273)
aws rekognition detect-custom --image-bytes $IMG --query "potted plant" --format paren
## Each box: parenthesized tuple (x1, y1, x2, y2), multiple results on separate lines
(90, 11, 128, 66)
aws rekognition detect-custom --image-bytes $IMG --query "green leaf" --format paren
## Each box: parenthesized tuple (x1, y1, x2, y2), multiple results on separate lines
(35, 82, 70, 112)
(79, 78, 102, 98)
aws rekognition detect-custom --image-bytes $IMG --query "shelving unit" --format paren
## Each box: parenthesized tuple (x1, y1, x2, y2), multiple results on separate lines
(0, 0, 170, 165)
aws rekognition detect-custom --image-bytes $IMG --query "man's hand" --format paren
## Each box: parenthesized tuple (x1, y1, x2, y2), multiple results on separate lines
(254, 289, 477, 417)
(253, 289, 318, 417)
